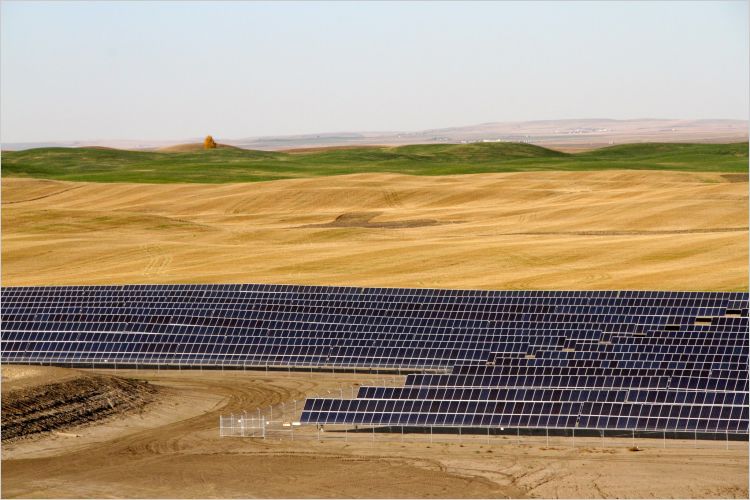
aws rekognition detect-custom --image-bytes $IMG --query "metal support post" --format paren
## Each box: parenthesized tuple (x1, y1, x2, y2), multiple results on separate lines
(430, 426, 433, 444)
(572, 428, 575, 448)
(546, 427, 549, 447)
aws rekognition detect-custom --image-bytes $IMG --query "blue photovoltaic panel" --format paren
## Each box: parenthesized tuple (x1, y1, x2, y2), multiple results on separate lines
(1, 284, 747, 434)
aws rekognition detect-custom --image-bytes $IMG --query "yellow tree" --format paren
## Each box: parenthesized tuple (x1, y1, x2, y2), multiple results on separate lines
(204, 135, 217, 149)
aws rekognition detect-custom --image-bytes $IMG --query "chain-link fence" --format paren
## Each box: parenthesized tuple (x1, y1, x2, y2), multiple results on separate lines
(220, 418, 746, 450)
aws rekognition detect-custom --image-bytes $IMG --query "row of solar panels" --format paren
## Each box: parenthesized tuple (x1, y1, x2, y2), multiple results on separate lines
(4, 295, 743, 305)
(3, 310, 747, 330)
(5, 301, 746, 314)
(299, 404, 748, 432)
(3, 337, 746, 366)
(3, 319, 746, 333)
(3, 338, 746, 362)
(5, 285, 745, 299)
(8, 300, 743, 310)
(354, 387, 748, 405)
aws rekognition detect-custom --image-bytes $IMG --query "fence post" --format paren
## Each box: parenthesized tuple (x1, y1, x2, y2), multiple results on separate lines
(546, 427, 549, 447)
(726, 431, 729, 450)
(632, 429, 635, 449)
(517, 428, 520, 445)
(430, 426, 433, 444)
(487, 427, 491, 445)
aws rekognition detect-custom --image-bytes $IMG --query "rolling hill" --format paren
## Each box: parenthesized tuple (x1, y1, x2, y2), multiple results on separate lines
(2, 142, 747, 183)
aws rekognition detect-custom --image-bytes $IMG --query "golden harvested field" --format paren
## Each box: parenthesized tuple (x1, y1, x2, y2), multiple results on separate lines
(2, 171, 747, 289)
(2, 366, 748, 499)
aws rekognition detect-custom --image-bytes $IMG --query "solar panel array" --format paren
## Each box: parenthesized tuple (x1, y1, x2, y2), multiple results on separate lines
(1, 284, 747, 434)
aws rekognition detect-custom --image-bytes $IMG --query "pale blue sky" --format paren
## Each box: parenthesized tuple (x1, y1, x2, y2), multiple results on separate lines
(1, 1, 748, 143)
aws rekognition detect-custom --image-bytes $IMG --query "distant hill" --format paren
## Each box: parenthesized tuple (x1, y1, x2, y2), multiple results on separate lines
(3, 118, 747, 152)
(2, 142, 747, 184)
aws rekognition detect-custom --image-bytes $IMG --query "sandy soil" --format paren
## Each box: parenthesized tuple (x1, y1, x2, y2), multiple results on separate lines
(1, 366, 746, 499)
(2, 171, 747, 289)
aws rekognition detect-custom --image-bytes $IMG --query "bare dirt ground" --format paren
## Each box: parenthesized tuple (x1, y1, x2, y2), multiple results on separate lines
(2, 171, 747, 290)
(1, 366, 747, 499)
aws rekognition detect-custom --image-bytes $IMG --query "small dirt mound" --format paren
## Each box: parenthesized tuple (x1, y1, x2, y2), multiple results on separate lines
(1, 373, 159, 442)
(303, 211, 441, 229)
(721, 173, 749, 183)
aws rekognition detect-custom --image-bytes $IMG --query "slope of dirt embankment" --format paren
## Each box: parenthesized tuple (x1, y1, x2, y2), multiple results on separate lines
(1, 369, 159, 442)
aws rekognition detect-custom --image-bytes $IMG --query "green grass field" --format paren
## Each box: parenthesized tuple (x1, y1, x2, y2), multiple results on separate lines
(2, 142, 747, 183)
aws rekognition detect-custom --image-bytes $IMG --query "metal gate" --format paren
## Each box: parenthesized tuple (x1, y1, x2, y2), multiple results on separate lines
(219, 414, 266, 437)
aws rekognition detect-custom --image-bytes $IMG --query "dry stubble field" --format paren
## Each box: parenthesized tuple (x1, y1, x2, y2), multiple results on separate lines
(2, 170, 747, 289)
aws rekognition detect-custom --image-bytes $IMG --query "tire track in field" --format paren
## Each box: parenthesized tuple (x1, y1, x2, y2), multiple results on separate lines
(497, 227, 748, 237)
(2, 185, 85, 205)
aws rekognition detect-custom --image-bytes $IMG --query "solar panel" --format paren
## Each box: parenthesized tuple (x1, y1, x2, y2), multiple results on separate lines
(1, 284, 747, 435)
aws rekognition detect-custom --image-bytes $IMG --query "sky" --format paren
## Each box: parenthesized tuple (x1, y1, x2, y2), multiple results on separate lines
(1, 0, 748, 143)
